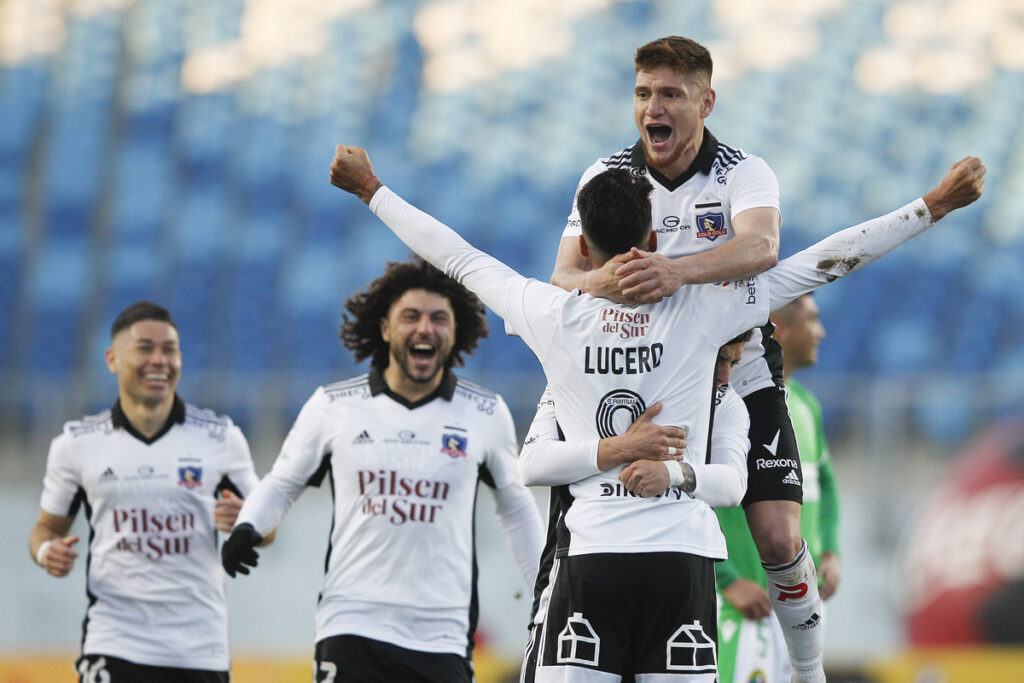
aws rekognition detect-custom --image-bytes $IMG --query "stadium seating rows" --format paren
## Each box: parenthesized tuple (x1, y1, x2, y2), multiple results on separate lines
(1, 0, 1022, 442)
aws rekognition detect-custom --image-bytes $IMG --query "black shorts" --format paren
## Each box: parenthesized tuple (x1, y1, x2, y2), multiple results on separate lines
(76, 655, 228, 683)
(522, 552, 718, 680)
(741, 385, 803, 506)
(314, 634, 473, 683)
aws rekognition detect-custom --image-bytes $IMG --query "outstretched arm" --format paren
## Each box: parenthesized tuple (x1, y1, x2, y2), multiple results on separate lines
(766, 157, 985, 309)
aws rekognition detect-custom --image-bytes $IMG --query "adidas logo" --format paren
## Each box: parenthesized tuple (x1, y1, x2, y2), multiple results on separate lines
(782, 469, 800, 486)
(352, 430, 373, 444)
(99, 467, 117, 481)
(793, 613, 821, 630)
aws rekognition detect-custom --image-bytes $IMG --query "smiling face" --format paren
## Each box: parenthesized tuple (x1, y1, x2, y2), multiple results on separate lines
(380, 288, 456, 398)
(633, 65, 715, 180)
(105, 320, 182, 410)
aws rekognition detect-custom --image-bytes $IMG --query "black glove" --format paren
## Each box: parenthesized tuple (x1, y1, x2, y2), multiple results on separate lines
(222, 523, 263, 577)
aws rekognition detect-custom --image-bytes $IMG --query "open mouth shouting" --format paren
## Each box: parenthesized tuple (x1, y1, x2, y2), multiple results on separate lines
(646, 124, 673, 150)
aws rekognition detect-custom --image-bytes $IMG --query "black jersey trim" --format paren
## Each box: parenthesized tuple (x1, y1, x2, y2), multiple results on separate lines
(634, 129, 719, 192)
(307, 453, 332, 488)
(368, 367, 457, 408)
(110, 395, 186, 445)
(478, 463, 496, 489)
(705, 378, 718, 466)
(759, 322, 785, 386)
(319, 457, 337, 604)
(217, 475, 243, 499)
(80, 491, 96, 651)
(466, 479, 482, 658)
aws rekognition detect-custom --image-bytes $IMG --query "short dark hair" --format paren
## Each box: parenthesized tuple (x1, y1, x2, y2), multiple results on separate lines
(634, 36, 713, 83)
(576, 169, 653, 257)
(724, 329, 754, 347)
(340, 256, 488, 370)
(111, 302, 177, 339)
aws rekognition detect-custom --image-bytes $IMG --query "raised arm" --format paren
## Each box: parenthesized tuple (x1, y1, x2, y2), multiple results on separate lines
(765, 156, 986, 309)
(330, 145, 564, 351)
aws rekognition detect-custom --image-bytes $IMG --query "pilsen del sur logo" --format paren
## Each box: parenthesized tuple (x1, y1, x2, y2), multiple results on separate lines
(599, 307, 652, 340)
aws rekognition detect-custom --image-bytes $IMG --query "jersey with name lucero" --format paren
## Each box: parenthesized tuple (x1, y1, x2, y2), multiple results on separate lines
(562, 130, 782, 397)
(38, 397, 259, 671)
(263, 369, 521, 656)
(370, 187, 772, 561)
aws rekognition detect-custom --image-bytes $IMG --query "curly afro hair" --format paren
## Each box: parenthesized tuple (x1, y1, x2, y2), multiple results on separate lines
(340, 256, 489, 370)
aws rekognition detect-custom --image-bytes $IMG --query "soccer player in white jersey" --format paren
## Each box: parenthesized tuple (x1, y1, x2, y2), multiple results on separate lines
(548, 35, 802, 680)
(328, 146, 982, 682)
(221, 258, 545, 683)
(28, 302, 264, 683)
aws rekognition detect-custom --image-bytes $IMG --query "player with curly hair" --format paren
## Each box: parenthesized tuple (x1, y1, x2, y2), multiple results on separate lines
(222, 257, 543, 683)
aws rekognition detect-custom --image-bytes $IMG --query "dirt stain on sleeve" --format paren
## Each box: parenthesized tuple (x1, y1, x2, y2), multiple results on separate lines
(817, 256, 863, 282)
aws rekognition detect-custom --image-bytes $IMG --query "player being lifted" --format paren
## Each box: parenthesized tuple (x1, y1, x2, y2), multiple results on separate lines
(550, 35, 822, 678)
(328, 143, 983, 681)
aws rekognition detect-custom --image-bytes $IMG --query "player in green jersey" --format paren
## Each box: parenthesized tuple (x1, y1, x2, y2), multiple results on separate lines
(716, 293, 839, 683)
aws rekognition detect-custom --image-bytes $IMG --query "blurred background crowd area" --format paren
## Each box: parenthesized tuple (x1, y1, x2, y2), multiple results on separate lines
(2, 0, 1024, 681)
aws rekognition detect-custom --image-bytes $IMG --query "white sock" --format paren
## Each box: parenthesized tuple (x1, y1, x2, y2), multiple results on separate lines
(763, 540, 825, 683)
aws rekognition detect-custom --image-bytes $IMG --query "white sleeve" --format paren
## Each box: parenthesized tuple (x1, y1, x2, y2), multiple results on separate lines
(766, 198, 934, 310)
(561, 161, 605, 239)
(518, 387, 601, 486)
(39, 432, 80, 517)
(728, 155, 781, 219)
(483, 396, 544, 587)
(689, 386, 749, 508)
(236, 389, 334, 536)
(369, 186, 566, 356)
(221, 423, 260, 497)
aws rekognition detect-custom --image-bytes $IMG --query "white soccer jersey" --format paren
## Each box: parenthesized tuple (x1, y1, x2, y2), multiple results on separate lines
(369, 187, 935, 560)
(39, 397, 259, 671)
(562, 132, 783, 397)
(236, 370, 534, 657)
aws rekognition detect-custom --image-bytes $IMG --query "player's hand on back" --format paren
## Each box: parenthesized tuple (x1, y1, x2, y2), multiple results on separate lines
(615, 248, 680, 303)
(598, 402, 687, 471)
(619, 460, 672, 498)
(923, 156, 985, 222)
(586, 252, 640, 303)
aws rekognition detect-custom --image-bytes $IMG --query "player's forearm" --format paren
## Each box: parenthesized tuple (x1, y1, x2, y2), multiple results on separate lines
(492, 484, 544, 586)
(369, 186, 520, 318)
(765, 198, 933, 309)
(671, 231, 778, 285)
(689, 463, 746, 507)
(235, 475, 303, 536)
(519, 438, 602, 486)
